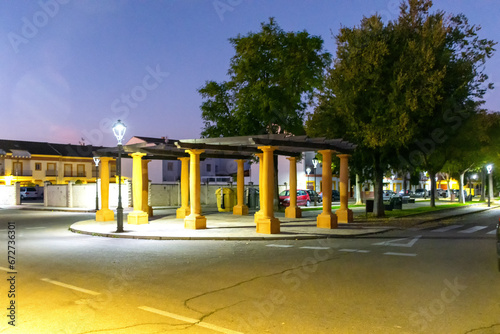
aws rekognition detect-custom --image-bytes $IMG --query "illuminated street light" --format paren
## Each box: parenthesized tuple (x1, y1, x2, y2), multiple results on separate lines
(93, 157, 100, 212)
(487, 164, 493, 207)
(312, 158, 319, 206)
(112, 120, 127, 232)
(306, 167, 311, 189)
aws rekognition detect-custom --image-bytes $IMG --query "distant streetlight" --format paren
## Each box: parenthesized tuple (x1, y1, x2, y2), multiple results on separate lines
(306, 167, 311, 189)
(312, 158, 319, 206)
(487, 164, 493, 207)
(112, 120, 127, 232)
(93, 157, 100, 212)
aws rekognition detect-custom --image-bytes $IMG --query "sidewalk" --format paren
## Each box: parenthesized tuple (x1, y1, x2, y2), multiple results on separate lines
(68, 202, 499, 241)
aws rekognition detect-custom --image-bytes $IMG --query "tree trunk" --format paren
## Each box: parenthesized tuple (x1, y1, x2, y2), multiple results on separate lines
(429, 171, 436, 207)
(355, 174, 362, 205)
(480, 168, 486, 201)
(459, 172, 465, 204)
(373, 163, 385, 217)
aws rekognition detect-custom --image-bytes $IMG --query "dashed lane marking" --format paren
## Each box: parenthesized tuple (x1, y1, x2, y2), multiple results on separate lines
(458, 226, 488, 234)
(138, 306, 243, 334)
(300, 246, 331, 250)
(373, 235, 421, 247)
(431, 225, 464, 232)
(25, 227, 47, 230)
(339, 249, 370, 253)
(384, 252, 417, 257)
(487, 229, 497, 235)
(266, 244, 294, 248)
(40, 278, 100, 296)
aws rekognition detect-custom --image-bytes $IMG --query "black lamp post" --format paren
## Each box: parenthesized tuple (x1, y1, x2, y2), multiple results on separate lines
(312, 158, 318, 206)
(112, 120, 126, 233)
(93, 157, 100, 212)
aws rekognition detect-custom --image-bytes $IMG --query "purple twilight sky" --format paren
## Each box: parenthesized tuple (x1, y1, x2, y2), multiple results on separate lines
(1, 0, 499, 148)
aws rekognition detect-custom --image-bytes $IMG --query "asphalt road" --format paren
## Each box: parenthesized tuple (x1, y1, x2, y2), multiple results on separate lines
(0, 208, 498, 334)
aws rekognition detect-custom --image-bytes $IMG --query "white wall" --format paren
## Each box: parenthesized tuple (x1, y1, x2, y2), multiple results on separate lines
(0, 185, 18, 205)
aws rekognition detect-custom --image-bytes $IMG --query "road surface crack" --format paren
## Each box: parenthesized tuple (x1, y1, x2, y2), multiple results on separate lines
(463, 323, 500, 334)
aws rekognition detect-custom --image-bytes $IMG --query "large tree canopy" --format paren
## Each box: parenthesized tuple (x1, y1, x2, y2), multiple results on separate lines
(200, 18, 331, 137)
(307, 0, 495, 216)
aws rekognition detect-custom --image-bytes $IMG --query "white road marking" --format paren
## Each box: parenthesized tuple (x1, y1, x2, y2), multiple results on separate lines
(339, 249, 370, 253)
(25, 227, 46, 230)
(384, 252, 417, 257)
(487, 229, 497, 235)
(266, 244, 293, 248)
(138, 306, 243, 334)
(432, 225, 463, 232)
(40, 278, 100, 296)
(300, 246, 331, 250)
(458, 226, 488, 234)
(373, 235, 421, 247)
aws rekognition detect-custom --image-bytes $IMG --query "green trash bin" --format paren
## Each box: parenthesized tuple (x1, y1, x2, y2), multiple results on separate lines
(391, 196, 402, 210)
(215, 187, 235, 212)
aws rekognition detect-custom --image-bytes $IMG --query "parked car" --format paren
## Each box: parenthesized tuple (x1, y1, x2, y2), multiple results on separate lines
(383, 190, 397, 201)
(318, 190, 341, 202)
(20, 187, 39, 200)
(497, 220, 500, 270)
(437, 189, 449, 198)
(414, 189, 429, 198)
(398, 190, 413, 201)
(279, 189, 311, 207)
(306, 190, 322, 204)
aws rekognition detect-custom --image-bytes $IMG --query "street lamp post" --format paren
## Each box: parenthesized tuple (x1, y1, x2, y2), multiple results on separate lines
(306, 167, 311, 189)
(312, 158, 318, 206)
(112, 120, 127, 233)
(93, 157, 100, 212)
(487, 164, 493, 207)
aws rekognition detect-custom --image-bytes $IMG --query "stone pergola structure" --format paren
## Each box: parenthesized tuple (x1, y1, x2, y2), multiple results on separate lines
(94, 134, 356, 234)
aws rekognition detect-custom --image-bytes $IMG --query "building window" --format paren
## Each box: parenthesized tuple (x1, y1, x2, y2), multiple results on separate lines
(167, 162, 173, 171)
(77, 164, 85, 177)
(46, 163, 56, 176)
(206, 164, 211, 172)
(35, 163, 41, 171)
(64, 164, 72, 177)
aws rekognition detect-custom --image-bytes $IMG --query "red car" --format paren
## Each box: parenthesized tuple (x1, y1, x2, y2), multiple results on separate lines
(279, 189, 311, 207)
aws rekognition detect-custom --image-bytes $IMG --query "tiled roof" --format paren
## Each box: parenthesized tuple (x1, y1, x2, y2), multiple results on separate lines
(0, 139, 99, 158)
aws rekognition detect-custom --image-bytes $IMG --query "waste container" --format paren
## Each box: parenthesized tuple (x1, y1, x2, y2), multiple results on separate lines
(216, 187, 235, 212)
(391, 196, 402, 210)
(246, 187, 259, 209)
(366, 199, 374, 213)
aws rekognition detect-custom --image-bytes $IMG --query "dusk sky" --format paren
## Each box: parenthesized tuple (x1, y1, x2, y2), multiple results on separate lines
(1, 0, 499, 148)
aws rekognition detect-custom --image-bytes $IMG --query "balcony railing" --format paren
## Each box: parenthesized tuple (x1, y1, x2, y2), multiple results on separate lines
(46, 170, 57, 177)
(13, 170, 32, 177)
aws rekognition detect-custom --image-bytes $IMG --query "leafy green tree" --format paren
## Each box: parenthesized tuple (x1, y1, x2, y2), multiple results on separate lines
(200, 17, 331, 137)
(307, 0, 495, 216)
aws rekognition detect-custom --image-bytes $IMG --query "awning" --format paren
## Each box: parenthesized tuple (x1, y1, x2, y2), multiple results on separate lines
(10, 149, 31, 158)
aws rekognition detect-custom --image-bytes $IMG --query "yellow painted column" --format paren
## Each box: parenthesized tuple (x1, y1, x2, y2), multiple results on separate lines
(317, 150, 338, 229)
(254, 153, 263, 223)
(285, 156, 302, 218)
(233, 159, 249, 215)
(336, 154, 353, 223)
(256, 146, 280, 234)
(127, 152, 149, 225)
(184, 149, 206, 229)
(176, 157, 191, 218)
(96, 157, 114, 221)
(142, 159, 153, 216)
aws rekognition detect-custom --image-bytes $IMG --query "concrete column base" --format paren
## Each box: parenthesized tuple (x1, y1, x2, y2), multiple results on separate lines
(256, 217, 280, 234)
(184, 215, 206, 229)
(176, 206, 191, 219)
(317, 213, 338, 229)
(233, 205, 249, 216)
(285, 206, 302, 218)
(127, 211, 149, 225)
(336, 209, 353, 223)
(254, 211, 262, 224)
(96, 208, 114, 222)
